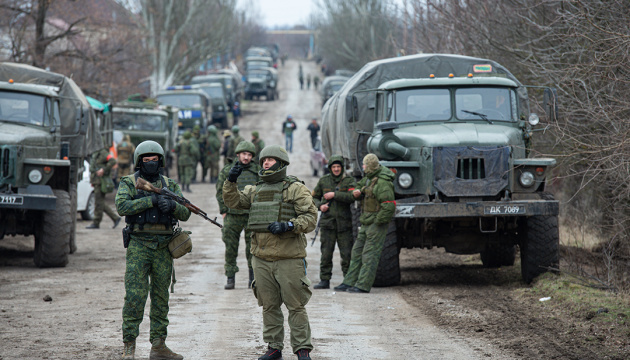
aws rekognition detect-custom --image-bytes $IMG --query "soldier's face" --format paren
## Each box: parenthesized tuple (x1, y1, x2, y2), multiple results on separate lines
(143, 155, 159, 162)
(262, 157, 277, 170)
(238, 151, 252, 165)
(331, 164, 342, 176)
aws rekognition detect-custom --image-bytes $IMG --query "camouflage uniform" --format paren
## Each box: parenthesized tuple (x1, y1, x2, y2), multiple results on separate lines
(204, 126, 222, 183)
(226, 125, 244, 162)
(192, 125, 204, 182)
(175, 132, 199, 192)
(89, 147, 120, 228)
(223, 145, 316, 356)
(312, 155, 357, 282)
(251, 131, 265, 164)
(117, 135, 135, 181)
(339, 154, 395, 292)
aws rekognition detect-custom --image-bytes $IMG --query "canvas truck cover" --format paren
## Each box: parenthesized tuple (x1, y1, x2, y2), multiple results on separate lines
(320, 54, 528, 162)
(0, 62, 103, 157)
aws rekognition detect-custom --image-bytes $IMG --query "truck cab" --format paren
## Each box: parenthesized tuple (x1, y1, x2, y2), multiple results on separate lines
(156, 87, 211, 134)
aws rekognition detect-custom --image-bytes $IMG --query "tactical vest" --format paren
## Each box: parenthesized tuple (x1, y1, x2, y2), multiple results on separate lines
(362, 176, 380, 213)
(246, 178, 298, 233)
(124, 172, 176, 234)
(118, 145, 133, 163)
(229, 165, 259, 215)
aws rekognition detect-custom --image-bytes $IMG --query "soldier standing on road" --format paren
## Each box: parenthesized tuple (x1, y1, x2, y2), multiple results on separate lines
(175, 131, 198, 193)
(306, 74, 311, 89)
(298, 66, 304, 90)
(334, 153, 395, 293)
(251, 131, 265, 164)
(282, 115, 297, 153)
(86, 146, 121, 229)
(117, 134, 135, 183)
(306, 118, 320, 149)
(311, 155, 357, 289)
(192, 125, 204, 182)
(223, 145, 317, 360)
(116, 140, 191, 360)
(313, 75, 320, 90)
(221, 130, 232, 165)
(204, 125, 222, 184)
(216, 141, 261, 290)
(226, 125, 244, 163)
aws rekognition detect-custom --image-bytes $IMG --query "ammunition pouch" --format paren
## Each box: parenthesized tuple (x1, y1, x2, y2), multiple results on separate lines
(122, 226, 131, 248)
(168, 227, 192, 259)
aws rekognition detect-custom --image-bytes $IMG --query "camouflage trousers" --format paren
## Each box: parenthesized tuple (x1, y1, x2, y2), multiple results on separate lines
(204, 158, 220, 181)
(93, 186, 119, 225)
(251, 256, 313, 353)
(122, 239, 173, 343)
(179, 165, 195, 187)
(318, 227, 353, 281)
(222, 213, 253, 277)
(342, 222, 388, 292)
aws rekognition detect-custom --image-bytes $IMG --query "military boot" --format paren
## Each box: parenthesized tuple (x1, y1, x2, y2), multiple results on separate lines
(295, 349, 311, 360)
(225, 276, 235, 290)
(121, 341, 135, 360)
(258, 346, 282, 360)
(149, 338, 183, 360)
(248, 269, 254, 289)
(313, 280, 329, 289)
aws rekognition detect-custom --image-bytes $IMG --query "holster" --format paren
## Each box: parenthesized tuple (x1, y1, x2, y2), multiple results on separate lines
(122, 226, 131, 248)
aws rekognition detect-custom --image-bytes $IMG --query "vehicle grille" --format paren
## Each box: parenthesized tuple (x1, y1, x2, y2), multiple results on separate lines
(456, 158, 485, 179)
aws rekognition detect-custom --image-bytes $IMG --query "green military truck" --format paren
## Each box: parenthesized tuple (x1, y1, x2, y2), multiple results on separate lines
(156, 87, 211, 134)
(111, 101, 178, 175)
(187, 83, 230, 129)
(244, 67, 278, 101)
(321, 54, 560, 285)
(0, 62, 103, 267)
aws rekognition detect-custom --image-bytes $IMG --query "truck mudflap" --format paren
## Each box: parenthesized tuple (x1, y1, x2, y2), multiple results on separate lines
(0, 185, 56, 210)
(395, 197, 559, 218)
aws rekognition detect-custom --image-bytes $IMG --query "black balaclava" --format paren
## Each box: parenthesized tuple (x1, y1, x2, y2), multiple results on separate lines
(140, 155, 161, 181)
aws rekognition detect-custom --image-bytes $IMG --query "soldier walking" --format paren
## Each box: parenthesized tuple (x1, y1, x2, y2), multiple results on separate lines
(334, 153, 395, 293)
(86, 146, 121, 229)
(223, 145, 317, 360)
(311, 155, 357, 289)
(251, 131, 265, 164)
(175, 131, 199, 193)
(204, 125, 222, 183)
(115, 141, 191, 360)
(282, 115, 297, 153)
(216, 141, 261, 290)
(117, 134, 135, 183)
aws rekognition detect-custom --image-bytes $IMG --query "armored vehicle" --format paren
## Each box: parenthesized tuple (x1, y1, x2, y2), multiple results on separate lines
(321, 54, 560, 285)
(244, 67, 278, 101)
(0, 62, 103, 267)
(156, 87, 211, 134)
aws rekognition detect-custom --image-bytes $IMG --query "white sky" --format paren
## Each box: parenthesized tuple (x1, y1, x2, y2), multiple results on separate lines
(243, 0, 315, 28)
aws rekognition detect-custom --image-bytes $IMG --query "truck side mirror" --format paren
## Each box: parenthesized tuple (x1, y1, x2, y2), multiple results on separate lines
(543, 88, 559, 122)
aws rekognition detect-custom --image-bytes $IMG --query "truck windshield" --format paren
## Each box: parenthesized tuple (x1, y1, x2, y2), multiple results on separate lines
(247, 61, 270, 70)
(0, 91, 49, 126)
(455, 87, 516, 122)
(113, 112, 166, 131)
(247, 71, 267, 80)
(197, 86, 224, 99)
(157, 94, 203, 108)
(393, 88, 451, 122)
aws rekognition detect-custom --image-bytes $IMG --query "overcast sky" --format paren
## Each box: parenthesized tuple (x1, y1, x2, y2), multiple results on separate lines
(244, 0, 315, 28)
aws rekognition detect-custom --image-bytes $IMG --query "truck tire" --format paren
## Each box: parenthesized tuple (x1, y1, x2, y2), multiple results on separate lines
(519, 214, 559, 284)
(373, 221, 401, 287)
(69, 183, 78, 254)
(80, 192, 95, 221)
(480, 244, 516, 268)
(34, 189, 71, 268)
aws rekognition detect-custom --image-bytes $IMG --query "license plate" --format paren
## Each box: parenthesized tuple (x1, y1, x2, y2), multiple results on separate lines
(0, 195, 24, 205)
(484, 205, 525, 215)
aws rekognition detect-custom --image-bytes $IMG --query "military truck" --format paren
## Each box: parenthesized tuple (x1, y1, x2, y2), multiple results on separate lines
(244, 67, 278, 101)
(245, 56, 274, 72)
(191, 73, 238, 109)
(156, 87, 211, 134)
(321, 54, 560, 285)
(186, 82, 230, 129)
(320, 75, 349, 106)
(111, 101, 178, 175)
(0, 62, 103, 267)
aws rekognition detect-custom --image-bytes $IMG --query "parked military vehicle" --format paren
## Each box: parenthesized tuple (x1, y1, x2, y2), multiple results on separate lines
(0, 62, 103, 267)
(245, 47, 272, 59)
(156, 87, 211, 134)
(244, 67, 278, 101)
(191, 73, 238, 109)
(215, 68, 245, 102)
(186, 82, 229, 129)
(321, 54, 560, 285)
(320, 75, 350, 106)
(245, 56, 274, 72)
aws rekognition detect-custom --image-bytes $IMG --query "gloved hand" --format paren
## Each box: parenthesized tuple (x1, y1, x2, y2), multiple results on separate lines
(267, 221, 293, 235)
(151, 193, 160, 207)
(158, 196, 176, 213)
(227, 163, 243, 183)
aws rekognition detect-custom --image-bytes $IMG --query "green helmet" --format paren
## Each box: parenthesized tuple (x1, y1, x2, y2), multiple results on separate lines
(183, 131, 192, 139)
(258, 144, 290, 166)
(231, 125, 240, 133)
(235, 141, 256, 157)
(134, 140, 165, 168)
(207, 125, 218, 134)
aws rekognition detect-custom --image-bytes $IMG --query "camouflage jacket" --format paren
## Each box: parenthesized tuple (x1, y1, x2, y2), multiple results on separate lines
(312, 172, 356, 230)
(89, 148, 116, 186)
(252, 138, 265, 163)
(356, 165, 396, 226)
(176, 138, 199, 166)
(216, 161, 260, 214)
(204, 134, 222, 161)
(226, 135, 244, 161)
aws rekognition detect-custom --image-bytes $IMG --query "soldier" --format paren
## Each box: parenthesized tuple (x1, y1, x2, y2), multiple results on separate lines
(334, 153, 395, 293)
(311, 155, 357, 289)
(191, 125, 202, 183)
(313, 75, 320, 90)
(221, 130, 232, 165)
(86, 146, 121, 229)
(226, 125, 244, 162)
(115, 140, 191, 360)
(223, 145, 316, 360)
(306, 74, 311, 89)
(216, 141, 261, 290)
(204, 125, 222, 183)
(251, 131, 265, 164)
(175, 131, 199, 193)
(117, 134, 135, 183)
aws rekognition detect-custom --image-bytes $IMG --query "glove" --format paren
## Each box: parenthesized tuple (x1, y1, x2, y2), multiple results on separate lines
(227, 163, 243, 183)
(267, 221, 293, 235)
(151, 193, 159, 207)
(158, 196, 176, 214)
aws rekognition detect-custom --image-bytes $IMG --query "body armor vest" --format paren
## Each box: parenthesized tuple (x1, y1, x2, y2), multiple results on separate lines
(246, 178, 298, 233)
(125, 172, 176, 234)
(362, 176, 380, 213)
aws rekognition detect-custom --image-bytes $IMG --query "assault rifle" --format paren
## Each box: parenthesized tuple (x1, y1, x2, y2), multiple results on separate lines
(135, 177, 223, 228)
(310, 202, 329, 246)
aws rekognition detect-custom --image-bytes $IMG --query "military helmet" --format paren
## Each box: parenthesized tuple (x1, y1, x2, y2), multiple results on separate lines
(183, 131, 192, 139)
(231, 125, 240, 133)
(207, 125, 218, 134)
(134, 140, 165, 168)
(258, 145, 290, 166)
(235, 141, 256, 157)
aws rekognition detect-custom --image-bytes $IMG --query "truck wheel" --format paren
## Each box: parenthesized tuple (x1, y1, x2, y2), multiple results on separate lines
(519, 214, 559, 283)
(34, 189, 71, 268)
(69, 184, 78, 254)
(480, 244, 516, 268)
(373, 221, 401, 287)
(80, 192, 95, 221)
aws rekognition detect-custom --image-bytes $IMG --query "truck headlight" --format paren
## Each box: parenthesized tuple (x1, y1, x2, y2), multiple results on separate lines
(398, 172, 413, 189)
(29, 169, 43, 183)
(519, 171, 535, 187)
(528, 113, 540, 126)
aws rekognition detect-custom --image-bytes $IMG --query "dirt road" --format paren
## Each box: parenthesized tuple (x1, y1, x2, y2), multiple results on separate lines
(0, 60, 605, 360)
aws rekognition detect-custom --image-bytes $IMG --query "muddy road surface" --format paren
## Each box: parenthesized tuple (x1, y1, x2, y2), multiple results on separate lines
(0, 60, 602, 360)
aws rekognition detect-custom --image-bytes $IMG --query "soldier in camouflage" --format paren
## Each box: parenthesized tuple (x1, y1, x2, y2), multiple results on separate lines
(203, 125, 222, 184)
(334, 153, 395, 294)
(223, 145, 317, 360)
(226, 125, 244, 162)
(192, 125, 203, 182)
(311, 155, 357, 289)
(117, 134, 135, 183)
(251, 131, 265, 164)
(175, 131, 199, 193)
(115, 140, 191, 360)
(86, 146, 121, 229)
(216, 141, 261, 290)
